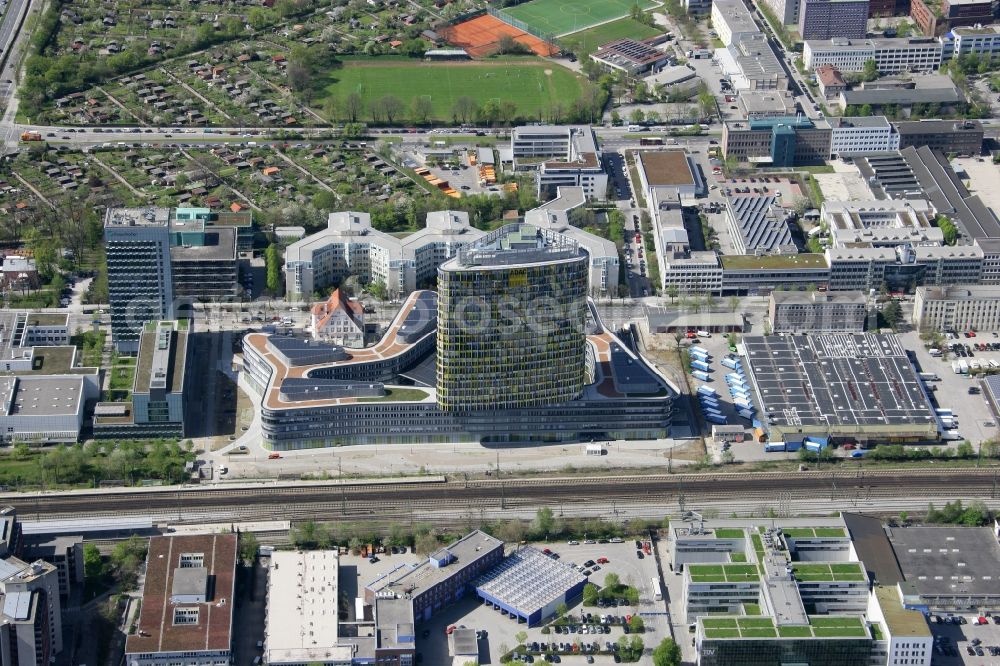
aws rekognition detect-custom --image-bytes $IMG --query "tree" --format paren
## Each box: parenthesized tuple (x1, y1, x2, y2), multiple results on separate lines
(83, 543, 103, 581)
(533, 507, 555, 536)
(604, 572, 621, 591)
(265, 243, 282, 294)
(666, 284, 679, 303)
(498, 519, 525, 543)
(652, 638, 682, 666)
(881, 300, 902, 329)
(414, 532, 439, 555)
(859, 103, 873, 117)
(629, 108, 645, 124)
(936, 215, 958, 245)
(379, 95, 404, 124)
(515, 631, 528, 647)
(582, 583, 599, 605)
(344, 92, 364, 123)
(238, 532, 259, 564)
(369, 279, 388, 301)
(411, 96, 433, 125)
(629, 615, 645, 632)
(452, 96, 478, 124)
(697, 88, 716, 120)
(862, 58, 879, 82)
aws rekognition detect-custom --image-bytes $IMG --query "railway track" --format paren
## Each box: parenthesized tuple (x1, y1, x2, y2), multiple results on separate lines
(9, 468, 1000, 523)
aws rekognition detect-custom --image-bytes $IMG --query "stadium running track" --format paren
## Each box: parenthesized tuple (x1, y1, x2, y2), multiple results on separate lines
(7, 468, 1000, 523)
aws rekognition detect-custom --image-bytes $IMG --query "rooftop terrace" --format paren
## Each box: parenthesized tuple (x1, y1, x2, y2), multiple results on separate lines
(700, 615, 870, 640)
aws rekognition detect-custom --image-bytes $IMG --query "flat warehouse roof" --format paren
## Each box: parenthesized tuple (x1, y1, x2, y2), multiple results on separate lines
(889, 527, 1000, 598)
(743, 334, 937, 432)
(476, 547, 586, 616)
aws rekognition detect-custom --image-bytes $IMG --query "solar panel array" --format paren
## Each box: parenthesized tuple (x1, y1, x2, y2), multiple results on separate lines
(743, 334, 936, 429)
(476, 547, 586, 615)
(728, 196, 794, 254)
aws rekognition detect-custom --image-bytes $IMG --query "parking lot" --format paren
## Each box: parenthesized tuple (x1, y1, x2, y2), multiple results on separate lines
(898, 330, 1000, 448)
(929, 614, 1000, 666)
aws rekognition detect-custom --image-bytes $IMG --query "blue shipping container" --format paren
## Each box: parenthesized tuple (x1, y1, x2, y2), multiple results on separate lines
(700, 397, 721, 408)
(697, 386, 718, 397)
(785, 441, 803, 452)
(765, 442, 786, 452)
(706, 414, 728, 424)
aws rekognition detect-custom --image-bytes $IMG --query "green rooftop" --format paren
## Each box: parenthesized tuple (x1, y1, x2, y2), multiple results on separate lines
(792, 562, 866, 583)
(700, 615, 870, 640)
(782, 527, 847, 538)
(714, 528, 746, 539)
(719, 254, 827, 270)
(688, 564, 761, 584)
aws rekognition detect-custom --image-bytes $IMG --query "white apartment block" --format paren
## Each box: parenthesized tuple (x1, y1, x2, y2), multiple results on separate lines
(912, 285, 1000, 332)
(711, 0, 760, 47)
(804, 37, 943, 72)
(284, 210, 484, 300)
(868, 587, 933, 666)
(828, 117, 900, 157)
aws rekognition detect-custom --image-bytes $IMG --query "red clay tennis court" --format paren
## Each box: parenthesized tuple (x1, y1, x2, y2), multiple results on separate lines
(442, 14, 558, 57)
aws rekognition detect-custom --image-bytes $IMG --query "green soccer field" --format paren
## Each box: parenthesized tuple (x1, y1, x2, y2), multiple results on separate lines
(560, 17, 663, 56)
(323, 58, 584, 122)
(505, 0, 660, 37)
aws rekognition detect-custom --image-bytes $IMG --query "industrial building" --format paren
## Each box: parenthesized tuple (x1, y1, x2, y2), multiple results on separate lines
(821, 199, 941, 249)
(827, 117, 899, 157)
(768, 291, 869, 333)
(93, 320, 189, 439)
(365, 531, 504, 622)
(589, 38, 671, 75)
(243, 266, 673, 449)
(511, 126, 608, 200)
(125, 534, 237, 666)
(284, 210, 484, 301)
(893, 119, 984, 155)
(737, 90, 797, 118)
(635, 150, 704, 203)
(711, 0, 760, 46)
(724, 195, 796, 255)
(803, 37, 944, 72)
(912, 284, 1000, 331)
(741, 334, 939, 445)
(797, 0, 869, 40)
(475, 547, 587, 626)
(717, 33, 788, 91)
(723, 116, 832, 166)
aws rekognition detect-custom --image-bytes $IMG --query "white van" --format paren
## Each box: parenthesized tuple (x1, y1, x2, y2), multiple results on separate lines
(696, 330, 712, 338)
(929, 348, 942, 356)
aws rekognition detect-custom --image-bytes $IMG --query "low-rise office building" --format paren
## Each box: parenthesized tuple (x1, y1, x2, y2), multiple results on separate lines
(720, 254, 831, 295)
(822, 199, 941, 249)
(798, 0, 869, 39)
(828, 117, 899, 157)
(725, 195, 796, 255)
(512, 126, 608, 200)
(912, 284, 1000, 331)
(826, 244, 983, 292)
(804, 37, 944, 72)
(93, 320, 189, 439)
(125, 534, 237, 666)
(893, 119, 983, 155)
(738, 90, 797, 118)
(769, 290, 869, 333)
(712, 0, 760, 46)
(946, 24, 1000, 58)
(723, 116, 832, 166)
(838, 75, 966, 112)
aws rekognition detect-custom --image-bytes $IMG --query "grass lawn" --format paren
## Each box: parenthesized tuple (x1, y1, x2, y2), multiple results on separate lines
(729, 552, 747, 563)
(359, 388, 429, 402)
(714, 528, 745, 539)
(560, 17, 663, 56)
(322, 57, 583, 122)
(505, 0, 659, 36)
